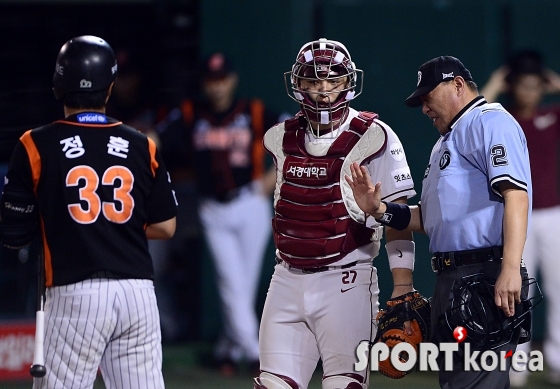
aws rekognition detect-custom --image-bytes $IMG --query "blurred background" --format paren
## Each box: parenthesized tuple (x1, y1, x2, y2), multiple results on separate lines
(0, 0, 559, 387)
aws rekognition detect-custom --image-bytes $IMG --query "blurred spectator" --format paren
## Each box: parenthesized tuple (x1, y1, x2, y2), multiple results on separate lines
(481, 49, 560, 387)
(158, 52, 282, 375)
(107, 48, 164, 143)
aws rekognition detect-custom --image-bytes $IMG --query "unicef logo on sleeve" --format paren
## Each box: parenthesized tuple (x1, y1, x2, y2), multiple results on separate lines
(439, 150, 451, 170)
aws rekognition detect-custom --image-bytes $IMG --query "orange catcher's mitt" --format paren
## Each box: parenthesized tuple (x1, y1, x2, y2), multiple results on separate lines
(375, 291, 431, 379)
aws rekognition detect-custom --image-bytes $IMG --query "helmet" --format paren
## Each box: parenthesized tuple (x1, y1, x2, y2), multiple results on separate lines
(53, 35, 117, 100)
(285, 38, 363, 126)
(445, 273, 541, 350)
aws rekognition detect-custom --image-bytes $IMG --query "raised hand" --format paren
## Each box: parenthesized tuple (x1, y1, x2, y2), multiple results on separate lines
(344, 162, 383, 217)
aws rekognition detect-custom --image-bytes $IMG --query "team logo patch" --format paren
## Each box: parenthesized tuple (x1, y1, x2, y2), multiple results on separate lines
(80, 79, 92, 88)
(417, 71, 422, 86)
(77, 113, 107, 123)
(389, 142, 404, 162)
(534, 113, 557, 130)
(439, 150, 451, 170)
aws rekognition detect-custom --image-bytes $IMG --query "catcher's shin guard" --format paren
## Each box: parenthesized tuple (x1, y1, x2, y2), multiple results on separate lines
(322, 374, 364, 389)
(254, 372, 298, 389)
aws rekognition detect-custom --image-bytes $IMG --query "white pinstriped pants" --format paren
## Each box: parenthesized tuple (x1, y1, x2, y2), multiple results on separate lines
(199, 189, 272, 362)
(33, 278, 164, 389)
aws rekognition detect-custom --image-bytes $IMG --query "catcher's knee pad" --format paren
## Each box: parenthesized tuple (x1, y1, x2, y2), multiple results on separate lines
(254, 372, 298, 389)
(322, 374, 364, 389)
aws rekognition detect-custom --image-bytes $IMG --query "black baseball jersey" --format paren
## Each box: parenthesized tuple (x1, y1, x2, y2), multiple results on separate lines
(159, 98, 279, 201)
(4, 113, 177, 286)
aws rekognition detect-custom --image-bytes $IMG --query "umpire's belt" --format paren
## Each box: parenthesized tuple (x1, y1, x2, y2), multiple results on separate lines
(431, 246, 503, 273)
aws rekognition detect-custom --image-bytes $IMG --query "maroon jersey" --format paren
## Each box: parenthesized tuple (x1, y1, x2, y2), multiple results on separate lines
(511, 105, 560, 209)
(4, 113, 177, 286)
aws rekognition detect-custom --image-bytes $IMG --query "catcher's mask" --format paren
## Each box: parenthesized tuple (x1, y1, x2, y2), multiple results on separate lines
(445, 273, 542, 350)
(284, 38, 363, 133)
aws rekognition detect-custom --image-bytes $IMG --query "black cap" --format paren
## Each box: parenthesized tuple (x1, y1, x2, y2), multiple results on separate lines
(201, 52, 234, 79)
(405, 56, 473, 107)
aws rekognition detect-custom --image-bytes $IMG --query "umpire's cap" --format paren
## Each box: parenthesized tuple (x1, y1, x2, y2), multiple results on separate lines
(405, 56, 473, 107)
(53, 35, 117, 100)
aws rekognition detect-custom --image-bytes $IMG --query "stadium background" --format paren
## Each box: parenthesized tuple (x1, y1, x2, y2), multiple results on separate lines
(0, 0, 559, 387)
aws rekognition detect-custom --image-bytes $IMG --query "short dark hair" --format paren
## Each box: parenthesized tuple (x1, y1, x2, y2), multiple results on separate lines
(466, 80, 478, 93)
(63, 89, 109, 110)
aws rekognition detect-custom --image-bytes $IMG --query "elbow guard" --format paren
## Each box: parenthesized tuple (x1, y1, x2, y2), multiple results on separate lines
(0, 188, 39, 248)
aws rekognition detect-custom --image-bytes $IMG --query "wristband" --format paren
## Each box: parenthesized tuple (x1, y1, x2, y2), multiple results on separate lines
(386, 240, 415, 270)
(375, 201, 411, 230)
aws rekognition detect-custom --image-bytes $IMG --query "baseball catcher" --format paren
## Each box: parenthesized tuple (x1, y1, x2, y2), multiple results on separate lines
(374, 291, 431, 379)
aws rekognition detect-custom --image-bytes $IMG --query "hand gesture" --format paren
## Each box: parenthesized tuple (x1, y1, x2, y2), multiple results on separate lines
(344, 162, 383, 217)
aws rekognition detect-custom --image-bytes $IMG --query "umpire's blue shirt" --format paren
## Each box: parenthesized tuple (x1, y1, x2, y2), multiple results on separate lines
(421, 96, 532, 253)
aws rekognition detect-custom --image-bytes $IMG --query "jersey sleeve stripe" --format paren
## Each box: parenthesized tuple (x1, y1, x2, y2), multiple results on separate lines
(40, 218, 54, 287)
(19, 130, 42, 192)
(381, 187, 416, 201)
(251, 99, 265, 180)
(490, 174, 528, 197)
(147, 137, 159, 177)
(19, 132, 54, 287)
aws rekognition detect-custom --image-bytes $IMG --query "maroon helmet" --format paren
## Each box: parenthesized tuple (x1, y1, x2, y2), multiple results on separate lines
(285, 38, 363, 125)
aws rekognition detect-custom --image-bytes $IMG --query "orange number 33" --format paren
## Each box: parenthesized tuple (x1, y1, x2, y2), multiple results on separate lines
(66, 165, 135, 224)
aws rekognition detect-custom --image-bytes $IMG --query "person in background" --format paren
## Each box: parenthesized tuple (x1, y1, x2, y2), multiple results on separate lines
(481, 49, 560, 387)
(158, 52, 281, 375)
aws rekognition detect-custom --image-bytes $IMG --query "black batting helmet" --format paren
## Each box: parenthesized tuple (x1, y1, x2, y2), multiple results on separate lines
(53, 35, 117, 100)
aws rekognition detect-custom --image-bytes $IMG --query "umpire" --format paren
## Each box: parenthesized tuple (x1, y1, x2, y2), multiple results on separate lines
(346, 56, 533, 388)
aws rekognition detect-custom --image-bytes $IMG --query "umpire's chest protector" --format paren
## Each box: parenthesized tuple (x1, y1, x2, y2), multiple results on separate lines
(264, 112, 387, 268)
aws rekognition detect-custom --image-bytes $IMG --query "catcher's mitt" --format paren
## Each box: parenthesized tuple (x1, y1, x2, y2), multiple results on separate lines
(375, 291, 431, 379)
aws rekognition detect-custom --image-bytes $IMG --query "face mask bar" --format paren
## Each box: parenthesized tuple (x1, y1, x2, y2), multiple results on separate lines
(283, 38, 364, 137)
(444, 273, 542, 350)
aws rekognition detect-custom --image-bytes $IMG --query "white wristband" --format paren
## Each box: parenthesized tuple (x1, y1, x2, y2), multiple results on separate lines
(386, 240, 415, 271)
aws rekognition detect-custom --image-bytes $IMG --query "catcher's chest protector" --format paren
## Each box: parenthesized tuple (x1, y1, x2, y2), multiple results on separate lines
(272, 111, 384, 268)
